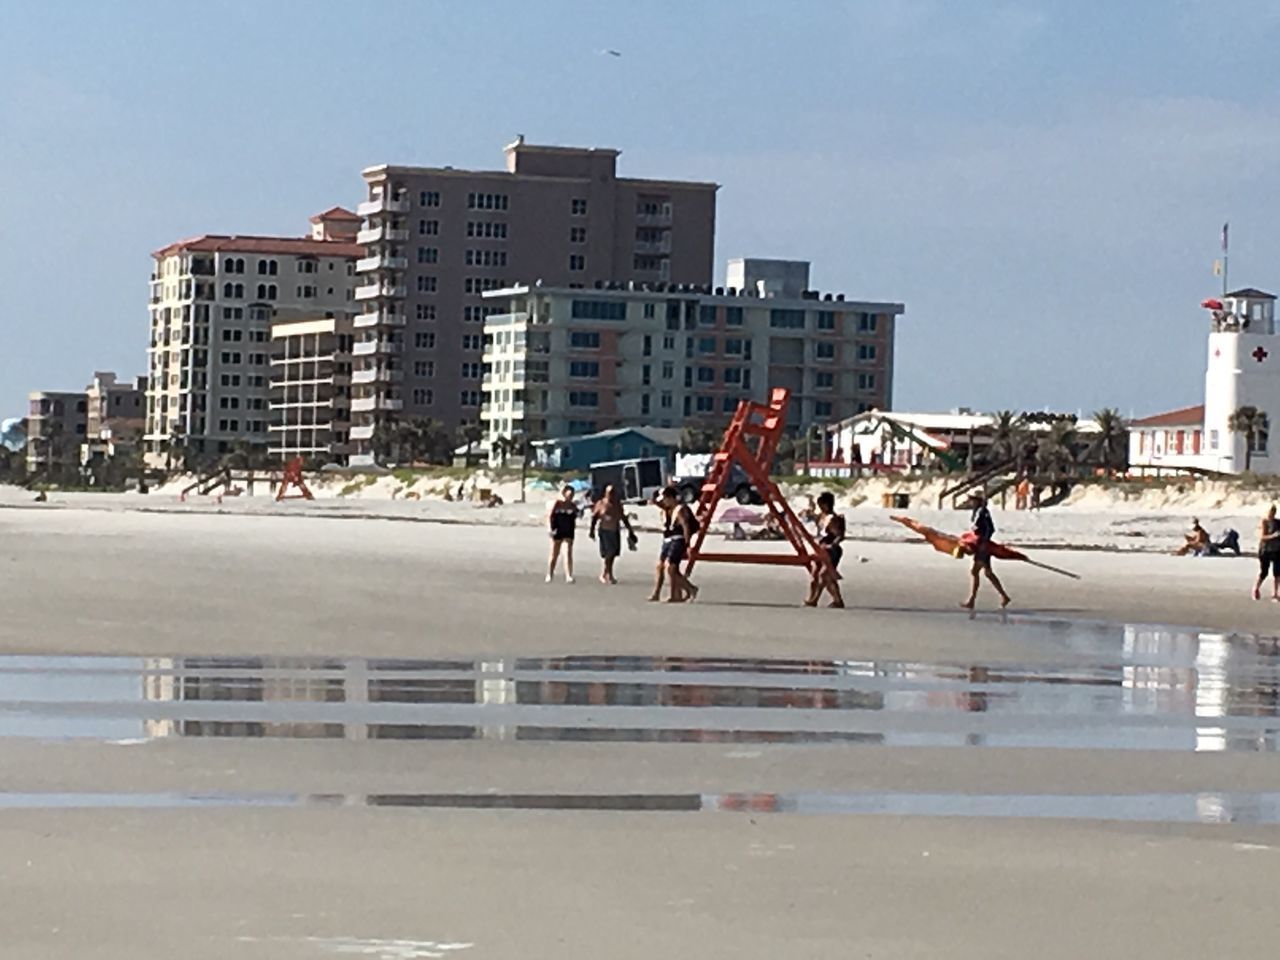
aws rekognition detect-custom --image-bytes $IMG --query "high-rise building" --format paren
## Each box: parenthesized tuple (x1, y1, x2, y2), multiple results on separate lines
(480, 259, 904, 447)
(349, 138, 718, 462)
(25, 390, 88, 477)
(144, 208, 361, 467)
(269, 315, 353, 463)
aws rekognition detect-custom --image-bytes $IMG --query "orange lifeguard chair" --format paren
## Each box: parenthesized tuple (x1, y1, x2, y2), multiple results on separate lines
(275, 457, 314, 502)
(684, 388, 834, 594)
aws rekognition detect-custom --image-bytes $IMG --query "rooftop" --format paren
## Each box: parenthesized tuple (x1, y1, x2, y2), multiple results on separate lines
(1226, 288, 1276, 300)
(153, 235, 362, 259)
(534, 426, 684, 448)
(1131, 404, 1205, 428)
(483, 282, 903, 313)
(309, 206, 361, 224)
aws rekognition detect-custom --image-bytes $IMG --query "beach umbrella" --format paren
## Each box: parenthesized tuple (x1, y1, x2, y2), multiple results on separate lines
(718, 506, 765, 525)
(890, 515, 1080, 580)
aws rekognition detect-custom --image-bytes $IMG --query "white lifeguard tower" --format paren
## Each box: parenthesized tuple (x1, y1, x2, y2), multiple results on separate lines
(1202, 288, 1277, 472)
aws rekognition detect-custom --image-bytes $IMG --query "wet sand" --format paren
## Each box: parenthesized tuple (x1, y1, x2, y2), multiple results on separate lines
(1, 506, 1279, 958)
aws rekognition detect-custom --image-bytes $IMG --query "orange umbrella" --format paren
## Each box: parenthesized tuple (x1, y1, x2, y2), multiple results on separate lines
(891, 515, 1080, 580)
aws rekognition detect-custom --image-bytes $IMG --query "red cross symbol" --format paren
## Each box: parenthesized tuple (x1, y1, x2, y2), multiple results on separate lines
(1254, 346, 1269, 363)
(1214, 348, 1221, 358)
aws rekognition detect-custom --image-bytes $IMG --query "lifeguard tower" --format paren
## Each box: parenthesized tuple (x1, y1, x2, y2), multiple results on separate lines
(1202, 288, 1278, 472)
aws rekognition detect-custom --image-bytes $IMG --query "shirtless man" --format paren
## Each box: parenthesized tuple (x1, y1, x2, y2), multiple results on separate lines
(804, 491, 845, 608)
(589, 484, 636, 585)
(962, 493, 1011, 609)
(650, 486, 699, 603)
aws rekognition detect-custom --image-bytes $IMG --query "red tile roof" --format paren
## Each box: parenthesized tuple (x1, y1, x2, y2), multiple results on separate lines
(309, 206, 361, 223)
(1131, 404, 1204, 428)
(153, 235, 361, 259)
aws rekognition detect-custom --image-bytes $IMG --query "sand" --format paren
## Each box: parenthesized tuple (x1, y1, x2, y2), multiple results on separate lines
(1, 503, 1279, 958)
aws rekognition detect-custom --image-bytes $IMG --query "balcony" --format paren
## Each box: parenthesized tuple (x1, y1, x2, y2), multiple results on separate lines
(356, 254, 408, 273)
(350, 424, 376, 441)
(634, 238, 671, 255)
(351, 367, 404, 385)
(353, 310, 407, 329)
(636, 210, 672, 226)
(354, 283, 407, 301)
(355, 225, 411, 245)
(357, 196, 409, 217)
(352, 340, 404, 357)
(351, 396, 404, 414)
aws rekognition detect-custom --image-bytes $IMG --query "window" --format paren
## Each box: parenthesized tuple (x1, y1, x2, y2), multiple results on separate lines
(643, 303, 656, 319)
(815, 342, 836, 361)
(462, 333, 483, 350)
(414, 361, 435, 377)
(569, 361, 600, 378)
(250, 352, 267, 366)
(1209, 429, 1220, 450)
(417, 276, 438, 293)
(464, 305, 502, 323)
(857, 373, 876, 391)
(221, 329, 243, 342)
(722, 396, 738, 413)
(697, 366, 715, 383)
(569, 254, 585, 272)
(642, 364, 652, 386)
(218, 396, 239, 409)
(571, 198, 588, 216)
(465, 249, 507, 267)
(698, 337, 716, 355)
(662, 334, 676, 351)
(724, 338, 744, 356)
(467, 192, 509, 210)
(570, 226, 587, 243)
(412, 388, 434, 404)
(219, 374, 241, 387)
(568, 391, 599, 407)
(661, 392, 673, 409)
(642, 394, 651, 416)
(725, 306, 744, 327)
(223, 257, 245, 274)
(419, 219, 439, 235)
(569, 331, 601, 349)
(817, 311, 836, 331)
(464, 277, 506, 294)
(815, 401, 833, 418)
(1251, 425, 1270, 455)
(418, 247, 439, 264)
(416, 304, 436, 321)
(642, 334, 652, 357)
(858, 344, 877, 362)
(570, 299, 626, 320)
(724, 368, 743, 385)
(696, 396, 714, 413)
(770, 309, 805, 329)
(858, 312, 878, 333)
(420, 191, 440, 207)
(815, 371, 835, 390)
(662, 361, 674, 380)
(699, 305, 717, 327)
(460, 390, 482, 406)
(461, 362, 482, 379)
(466, 221, 508, 239)
(299, 260, 317, 274)
(415, 332, 436, 349)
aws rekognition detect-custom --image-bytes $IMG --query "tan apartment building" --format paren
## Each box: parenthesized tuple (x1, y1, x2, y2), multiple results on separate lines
(349, 137, 718, 462)
(26, 390, 88, 477)
(144, 208, 362, 467)
(82, 371, 146, 468)
(480, 259, 903, 447)
(269, 316, 353, 463)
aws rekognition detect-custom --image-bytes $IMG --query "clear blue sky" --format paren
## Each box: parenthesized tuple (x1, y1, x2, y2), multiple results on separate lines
(3, 0, 1279, 420)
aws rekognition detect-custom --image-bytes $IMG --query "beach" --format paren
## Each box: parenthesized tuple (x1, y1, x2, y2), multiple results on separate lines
(1, 498, 1279, 958)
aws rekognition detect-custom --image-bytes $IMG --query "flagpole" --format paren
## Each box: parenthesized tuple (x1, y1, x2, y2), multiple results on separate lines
(1222, 221, 1229, 298)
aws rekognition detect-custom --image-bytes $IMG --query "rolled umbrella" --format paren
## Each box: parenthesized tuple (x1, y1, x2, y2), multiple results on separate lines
(891, 515, 1080, 580)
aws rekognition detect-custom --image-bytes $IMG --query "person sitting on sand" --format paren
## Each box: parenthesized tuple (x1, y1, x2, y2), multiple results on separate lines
(805, 491, 845, 608)
(1175, 518, 1211, 557)
(962, 493, 1011, 610)
(1254, 506, 1280, 600)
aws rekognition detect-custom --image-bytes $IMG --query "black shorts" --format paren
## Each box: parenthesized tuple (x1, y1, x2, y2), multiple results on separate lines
(598, 529, 621, 559)
(1261, 554, 1280, 578)
(824, 544, 843, 570)
(660, 535, 687, 565)
(550, 528, 575, 543)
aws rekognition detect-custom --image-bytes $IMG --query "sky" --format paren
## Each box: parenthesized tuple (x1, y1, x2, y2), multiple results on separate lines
(2, 0, 1280, 420)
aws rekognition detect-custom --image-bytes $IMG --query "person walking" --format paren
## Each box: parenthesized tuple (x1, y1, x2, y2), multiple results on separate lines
(546, 485, 578, 583)
(1254, 504, 1280, 600)
(804, 491, 846, 608)
(589, 484, 636, 584)
(650, 486, 699, 603)
(962, 493, 1011, 609)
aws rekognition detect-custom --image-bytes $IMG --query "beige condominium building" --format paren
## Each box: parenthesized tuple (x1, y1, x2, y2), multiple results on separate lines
(82, 371, 146, 466)
(144, 208, 362, 467)
(480, 259, 904, 446)
(269, 315, 353, 463)
(349, 137, 717, 462)
(26, 390, 88, 476)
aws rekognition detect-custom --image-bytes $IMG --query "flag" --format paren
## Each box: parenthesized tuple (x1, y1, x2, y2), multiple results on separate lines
(1214, 259, 1223, 277)
(1222, 221, 1229, 253)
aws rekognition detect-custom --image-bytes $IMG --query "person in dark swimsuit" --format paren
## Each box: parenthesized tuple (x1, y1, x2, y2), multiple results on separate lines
(650, 485, 699, 603)
(962, 493, 1010, 609)
(546, 485, 578, 583)
(805, 491, 845, 608)
(1254, 504, 1280, 600)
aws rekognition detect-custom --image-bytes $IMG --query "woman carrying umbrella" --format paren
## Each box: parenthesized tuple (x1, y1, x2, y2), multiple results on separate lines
(962, 493, 1011, 610)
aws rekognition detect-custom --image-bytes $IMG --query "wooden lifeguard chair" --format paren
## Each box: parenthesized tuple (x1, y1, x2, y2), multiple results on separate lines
(275, 457, 314, 502)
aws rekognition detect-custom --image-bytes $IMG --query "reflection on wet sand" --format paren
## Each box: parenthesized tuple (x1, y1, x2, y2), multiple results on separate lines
(0, 620, 1277, 751)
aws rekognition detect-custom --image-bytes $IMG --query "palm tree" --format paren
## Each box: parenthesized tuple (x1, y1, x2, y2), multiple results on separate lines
(491, 435, 512, 467)
(1089, 408, 1128, 477)
(987, 410, 1026, 466)
(456, 422, 483, 462)
(1036, 421, 1078, 479)
(1229, 405, 1270, 473)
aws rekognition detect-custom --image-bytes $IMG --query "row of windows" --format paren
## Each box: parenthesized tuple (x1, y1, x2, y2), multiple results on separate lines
(219, 329, 269, 343)
(467, 192, 509, 211)
(218, 351, 270, 366)
(465, 249, 507, 267)
(420, 219, 439, 236)
(217, 396, 269, 411)
(405, 388, 482, 407)
(464, 277, 507, 294)
(417, 247, 438, 264)
(217, 373, 267, 388)
(222, 283, 340, 301)
(463, 305, 503, 323)
(467, 221, 507, 239)
(570, 299, 626, 321)
(216, 419, 268, 434)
